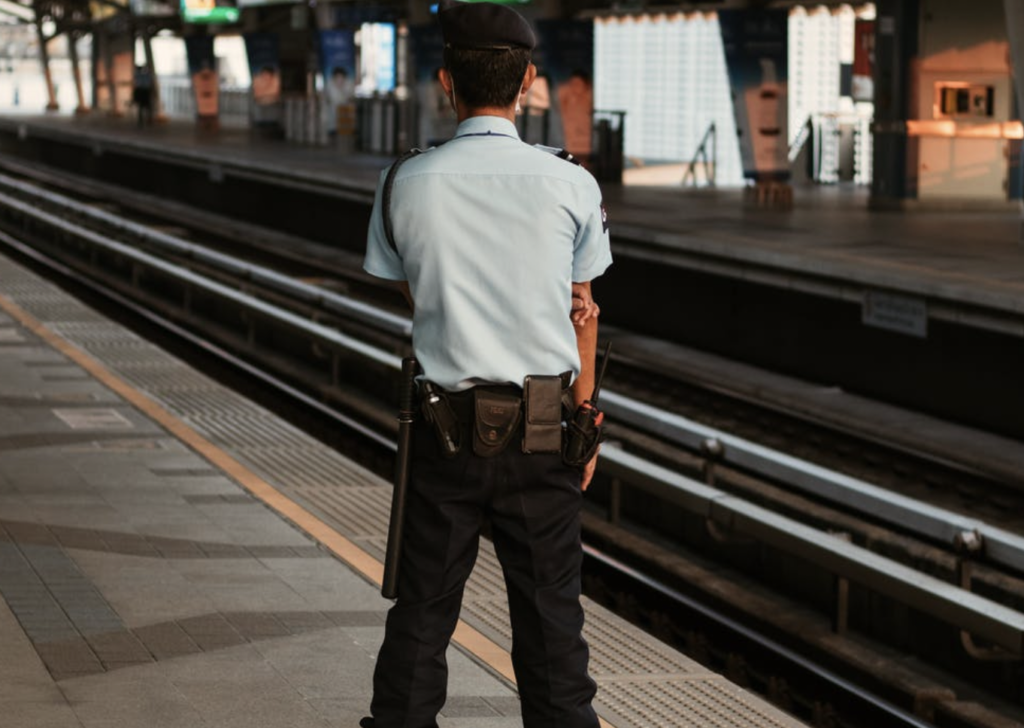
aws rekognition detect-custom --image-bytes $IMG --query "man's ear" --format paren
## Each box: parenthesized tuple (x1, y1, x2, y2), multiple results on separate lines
(520, 63, 537, 95)
(438, 67, 454, 97)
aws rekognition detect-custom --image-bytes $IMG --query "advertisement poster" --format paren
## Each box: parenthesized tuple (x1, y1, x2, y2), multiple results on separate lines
(184, 35, 219, 117)
(359, 22, 396, 94)
(853, 20, 875, 102)
(534, 20, 593, 154)
(410, 23, 455, 146)
(319, 30, 355, 84)
(718, 8, 789, 181)
(244, 33, 281, 106)
(320, 30, 356, 135)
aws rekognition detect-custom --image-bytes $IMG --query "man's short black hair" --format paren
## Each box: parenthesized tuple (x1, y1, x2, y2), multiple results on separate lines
(443, 47, 531, 109)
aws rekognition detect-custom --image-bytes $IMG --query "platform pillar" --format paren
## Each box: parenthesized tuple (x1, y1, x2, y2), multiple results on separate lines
(102, 29, 120, 117)
(1006, 0, 1024, 204)
(869, 0, 918, 207)
(1007, 0, 1024, 119)
(140, 31, 166, 123)
(67, 32, 89, 115)
(31, 6, 59, 111)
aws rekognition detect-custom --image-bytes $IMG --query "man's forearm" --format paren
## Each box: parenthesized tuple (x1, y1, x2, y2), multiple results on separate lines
(572, 313, 599, 406)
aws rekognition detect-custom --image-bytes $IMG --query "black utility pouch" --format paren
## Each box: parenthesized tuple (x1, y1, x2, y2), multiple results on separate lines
(473, 388, 522, 457)
(522, 375, 564, 454)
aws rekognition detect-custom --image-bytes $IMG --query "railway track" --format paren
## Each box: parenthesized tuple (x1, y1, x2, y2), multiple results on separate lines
(0, 158, 1022, 727)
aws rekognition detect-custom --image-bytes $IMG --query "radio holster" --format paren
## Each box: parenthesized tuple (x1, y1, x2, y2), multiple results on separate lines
(522, 375, 564, 454)
(562, 401, 604, 469)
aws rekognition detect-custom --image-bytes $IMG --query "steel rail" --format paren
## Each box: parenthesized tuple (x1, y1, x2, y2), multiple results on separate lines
(0, 171, 412, 339)
(600, 391, 1024, 575)
(2, 188, 1023, 655)
(598, 446, 1024, 655)
(0, 190, 403, 373)
(583, 544, 936, 728)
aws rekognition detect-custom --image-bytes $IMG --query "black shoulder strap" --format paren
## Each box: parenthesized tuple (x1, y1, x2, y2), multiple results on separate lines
(382, 149, 423, 254)
(555, 148, 581, 166)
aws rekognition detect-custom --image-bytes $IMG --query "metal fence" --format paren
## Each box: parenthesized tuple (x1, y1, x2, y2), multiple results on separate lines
(159, 78, 251, 128)
(790, 112, 873, 186)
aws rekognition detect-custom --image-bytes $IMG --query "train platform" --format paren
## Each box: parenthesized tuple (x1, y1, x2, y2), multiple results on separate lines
(1, 112, 1023, 338)
(0, 249, 808, 728)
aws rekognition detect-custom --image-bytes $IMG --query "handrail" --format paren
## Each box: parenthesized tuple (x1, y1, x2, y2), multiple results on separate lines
(788, 114, 813, 163)
(682, 121, 716, 187)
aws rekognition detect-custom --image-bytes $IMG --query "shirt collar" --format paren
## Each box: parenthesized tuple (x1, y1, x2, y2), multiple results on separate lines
(454, 115, 520, 140)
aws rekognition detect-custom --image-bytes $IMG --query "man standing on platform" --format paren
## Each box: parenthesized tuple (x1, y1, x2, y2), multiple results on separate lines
(360, 1, 611, 727)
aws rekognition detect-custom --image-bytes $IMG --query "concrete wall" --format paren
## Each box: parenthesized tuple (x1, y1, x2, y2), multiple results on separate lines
(913, 0, 1016, 203)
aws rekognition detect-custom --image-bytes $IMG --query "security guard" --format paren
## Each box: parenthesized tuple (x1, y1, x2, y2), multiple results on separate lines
(361, 1, 611, 726)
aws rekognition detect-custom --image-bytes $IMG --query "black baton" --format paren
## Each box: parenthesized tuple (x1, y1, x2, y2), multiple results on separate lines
(382, 357, 418, 599)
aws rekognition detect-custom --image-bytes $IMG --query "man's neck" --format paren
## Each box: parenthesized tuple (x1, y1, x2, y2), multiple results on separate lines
(457, 106, 516, 124)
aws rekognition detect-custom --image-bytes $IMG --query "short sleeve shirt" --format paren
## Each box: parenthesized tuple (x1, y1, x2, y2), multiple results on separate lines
(364, 116, 612, 391)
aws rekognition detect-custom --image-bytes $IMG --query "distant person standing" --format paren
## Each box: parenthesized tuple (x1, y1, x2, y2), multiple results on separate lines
(132, 65, 154, 128)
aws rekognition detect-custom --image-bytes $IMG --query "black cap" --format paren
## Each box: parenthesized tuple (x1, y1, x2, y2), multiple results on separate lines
(438, 0, 536, 51)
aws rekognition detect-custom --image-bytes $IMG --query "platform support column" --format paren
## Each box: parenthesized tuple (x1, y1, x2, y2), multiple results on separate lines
(67, 32, 89, 115)
(102, 28, 120, 117)
(1005, 0, 1024, 205)
(1006, 0, 1024, 123)
(869, 0, 919, 208)
(140, 30, 166, 122)
(31, 4, 59, 111)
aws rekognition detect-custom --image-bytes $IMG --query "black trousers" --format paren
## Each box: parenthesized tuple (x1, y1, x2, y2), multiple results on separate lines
(370, 413, 598, 728)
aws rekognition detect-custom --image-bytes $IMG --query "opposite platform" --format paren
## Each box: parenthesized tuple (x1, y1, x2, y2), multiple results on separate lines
(0, 250, 807, 728)
(1, 113, 1022, 335)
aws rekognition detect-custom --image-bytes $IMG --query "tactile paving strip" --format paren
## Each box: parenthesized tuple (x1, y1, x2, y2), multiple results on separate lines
(0, 251, 808, 728)
(597, 678, 798, 728)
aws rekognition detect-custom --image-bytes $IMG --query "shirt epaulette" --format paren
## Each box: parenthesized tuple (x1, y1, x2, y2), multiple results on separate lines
(554, 149, 581, 166)
(534, 143, 582, 166)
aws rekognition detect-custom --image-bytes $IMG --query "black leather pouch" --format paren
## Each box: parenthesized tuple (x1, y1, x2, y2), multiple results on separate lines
(522, 375, 563, 453)
(473, 388, 522, 457)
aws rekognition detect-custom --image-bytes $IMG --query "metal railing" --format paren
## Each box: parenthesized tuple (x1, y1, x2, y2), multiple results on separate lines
(789, 112, 873, 186)
(159, 78, 251, 128)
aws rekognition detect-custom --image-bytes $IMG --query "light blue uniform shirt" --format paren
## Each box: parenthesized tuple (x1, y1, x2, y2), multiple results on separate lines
(364, 116, 612, 391)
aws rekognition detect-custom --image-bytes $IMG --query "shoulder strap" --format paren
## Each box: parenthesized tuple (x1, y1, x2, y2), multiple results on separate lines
(555, 148, 581, 166)
(382, 149, 423, 254)
(533, 143, 582, 166)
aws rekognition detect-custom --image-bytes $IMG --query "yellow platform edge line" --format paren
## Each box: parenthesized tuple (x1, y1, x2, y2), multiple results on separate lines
(0, 292, 617, 728)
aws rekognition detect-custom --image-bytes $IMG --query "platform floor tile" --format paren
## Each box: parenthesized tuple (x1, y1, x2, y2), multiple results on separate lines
(0, 248, 808, 728)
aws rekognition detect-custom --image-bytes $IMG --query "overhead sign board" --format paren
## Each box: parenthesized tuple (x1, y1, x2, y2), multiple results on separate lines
(181, 0, 239, 24)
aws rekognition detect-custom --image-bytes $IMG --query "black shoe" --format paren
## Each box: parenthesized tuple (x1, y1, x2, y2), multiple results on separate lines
(358, 718, 374, 728)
